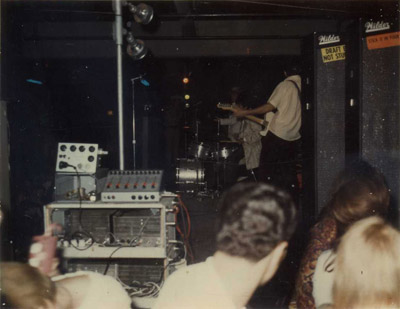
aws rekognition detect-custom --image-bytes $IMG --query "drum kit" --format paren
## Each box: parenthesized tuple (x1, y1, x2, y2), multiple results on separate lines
(175, 117, 241, 196)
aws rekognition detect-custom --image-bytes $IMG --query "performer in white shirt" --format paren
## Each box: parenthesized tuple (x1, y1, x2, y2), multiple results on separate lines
(233, 64, 301, 194)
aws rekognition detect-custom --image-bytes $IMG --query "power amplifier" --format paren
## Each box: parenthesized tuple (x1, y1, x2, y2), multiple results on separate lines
(65, 259, 164, 286)
(101, 170, 164, 202)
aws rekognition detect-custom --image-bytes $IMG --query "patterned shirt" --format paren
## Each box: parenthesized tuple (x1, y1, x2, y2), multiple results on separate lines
(294, 216, 337, 309)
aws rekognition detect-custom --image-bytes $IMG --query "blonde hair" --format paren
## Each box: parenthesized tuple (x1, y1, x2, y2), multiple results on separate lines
(333, 216, 400, 309)
(1, 262, 56, 309)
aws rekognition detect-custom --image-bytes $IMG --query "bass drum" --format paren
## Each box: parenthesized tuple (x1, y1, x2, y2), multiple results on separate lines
(175, 159, 205, 194)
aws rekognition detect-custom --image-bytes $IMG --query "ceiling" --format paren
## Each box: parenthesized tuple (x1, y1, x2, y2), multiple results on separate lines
(2, 0, 399, 59)
(4, 0, 399, 21)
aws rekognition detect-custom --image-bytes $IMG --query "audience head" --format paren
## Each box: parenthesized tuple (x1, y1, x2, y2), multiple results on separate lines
(216, 182, 297, 262)
(326, 160, 389, 236)
(333, 216, 400, 308)
(1, 262, 56, 309)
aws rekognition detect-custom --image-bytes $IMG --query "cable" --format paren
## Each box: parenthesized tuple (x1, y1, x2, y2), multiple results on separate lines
(230, 0, 348, 13)
(128, 217, 150, 246)
(179, 202, 188, 239)
(178, 195, 192, 239)
(69, 231, 94, 251)
(103, 217, 149, 275)
(116, 276, 162, 297)
(103, 246, 124, 275)
(24, 8, 115, 15)
(58, 163, 96, 248)
(74, 166, 84, 228)
(175, 196, 194, 262)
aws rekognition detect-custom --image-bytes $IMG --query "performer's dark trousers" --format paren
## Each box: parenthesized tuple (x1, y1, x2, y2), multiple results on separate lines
(258, 131, 298, 195)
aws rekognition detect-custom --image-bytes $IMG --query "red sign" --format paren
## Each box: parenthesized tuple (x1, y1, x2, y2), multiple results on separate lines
(367, 31, 400, 50)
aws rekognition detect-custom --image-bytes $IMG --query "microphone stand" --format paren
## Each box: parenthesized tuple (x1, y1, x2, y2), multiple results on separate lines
(130, 75, 143, 170)
(114, 0, 125, 170)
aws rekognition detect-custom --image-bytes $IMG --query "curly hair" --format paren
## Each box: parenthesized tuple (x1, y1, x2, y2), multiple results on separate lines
(216, 182, 297, 262)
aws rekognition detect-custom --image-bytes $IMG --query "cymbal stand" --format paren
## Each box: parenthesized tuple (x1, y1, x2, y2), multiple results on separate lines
(195, 120, 200, 144)
(250, 169, 258, 182)
(184, 109, 188, 158)
(215, 120, 221, 192)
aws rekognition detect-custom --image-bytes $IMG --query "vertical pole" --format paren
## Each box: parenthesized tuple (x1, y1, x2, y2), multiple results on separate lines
(131, 78, 137, 170)
(143, 106, 149, 168)
(115, 0, 125, 170)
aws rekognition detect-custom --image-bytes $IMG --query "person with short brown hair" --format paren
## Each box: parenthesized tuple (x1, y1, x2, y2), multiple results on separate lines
(154, 182, 298, 309)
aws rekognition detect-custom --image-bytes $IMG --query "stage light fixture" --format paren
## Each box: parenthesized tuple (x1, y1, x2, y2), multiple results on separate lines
(126, 2, 154, 25)
(126, 32, 147, 60)
(183, 77, 189, 84)
(184, 94, 190, 100)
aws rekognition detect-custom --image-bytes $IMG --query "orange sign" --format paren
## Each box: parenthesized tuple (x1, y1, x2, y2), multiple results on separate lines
(367, 31, 400, 50)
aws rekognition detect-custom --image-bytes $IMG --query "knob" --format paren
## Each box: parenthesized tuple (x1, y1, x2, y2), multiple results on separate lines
(70, 145, 76, 152)
(60, 145, 67, 151)
(89, 146, 95, 152)
(79, 146, 85, 152)
(88, 156, 94, 162)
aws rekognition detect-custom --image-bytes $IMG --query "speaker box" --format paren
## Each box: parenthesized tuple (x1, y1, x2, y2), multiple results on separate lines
(302, 33, 346, 217)
(359, 18, 400, 223)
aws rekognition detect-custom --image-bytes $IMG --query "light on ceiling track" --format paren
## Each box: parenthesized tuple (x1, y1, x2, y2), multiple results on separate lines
(126, 2, 154, 25)
(126, 32, 148, 60)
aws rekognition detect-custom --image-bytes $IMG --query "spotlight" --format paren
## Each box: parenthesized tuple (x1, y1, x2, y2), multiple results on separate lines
(126, 32, 147, 60)
(182, 77, 189, 84)
(127, 3, 154, 25)
(184, 94, 190, 100)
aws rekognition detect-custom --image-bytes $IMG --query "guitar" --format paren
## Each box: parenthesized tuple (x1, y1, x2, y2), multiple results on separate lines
(216, 102, 271, 129)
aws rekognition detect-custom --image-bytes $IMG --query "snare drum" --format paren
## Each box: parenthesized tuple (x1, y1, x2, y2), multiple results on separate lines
(188, 142, 211, 160)
(175, 159, 205, 193)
